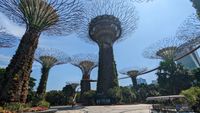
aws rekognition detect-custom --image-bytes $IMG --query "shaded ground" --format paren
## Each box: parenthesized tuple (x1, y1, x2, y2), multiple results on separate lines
(52, 104, 152, 113)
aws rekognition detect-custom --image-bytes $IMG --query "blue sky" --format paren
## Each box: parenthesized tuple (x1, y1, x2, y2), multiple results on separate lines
(0, 0, 196, 91)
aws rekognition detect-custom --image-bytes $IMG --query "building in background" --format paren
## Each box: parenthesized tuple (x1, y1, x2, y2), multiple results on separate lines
(177, 51, 200, 70)
(137, 78, 147, 85)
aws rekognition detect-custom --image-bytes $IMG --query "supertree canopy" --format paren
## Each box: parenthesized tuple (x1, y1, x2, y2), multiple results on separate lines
(176, 14, 200, 52)
(79, 0, 138, 100)
(143, 37, 186, 61)
(120, 67, 147, 89)
(0, 0, 83, 103)
(35, 48, 71, 100)
(70, 54, 98, 96)
(0, 26, 18, 48)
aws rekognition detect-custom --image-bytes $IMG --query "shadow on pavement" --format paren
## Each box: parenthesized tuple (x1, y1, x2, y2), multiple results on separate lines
(50, 105, 85, 111)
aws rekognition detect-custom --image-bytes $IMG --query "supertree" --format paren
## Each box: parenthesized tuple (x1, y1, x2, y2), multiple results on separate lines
(34, 48, 71, 100)
(79, 0, 138, 99)
(0, 26, 18, 48)
(143, 37, 186, 61)
(120, 67, 147, 89)
(70, 54, 98, 97)
(0, 0, 83, 103)
(176, 14, 200, 59)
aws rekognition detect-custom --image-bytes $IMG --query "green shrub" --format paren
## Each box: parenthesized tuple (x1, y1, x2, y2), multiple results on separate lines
(107, 87, 122, 104)
(46, 90, 67, 106)
(82, 90, 96, 105)
(181, 87, 200, 112)
(35, 100, 50, 108)
(121, 87, 136, 104)
(3, 102, 29, 112)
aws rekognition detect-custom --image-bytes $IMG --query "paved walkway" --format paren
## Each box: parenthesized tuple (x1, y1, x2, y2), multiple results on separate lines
(53, 104, 152, 113)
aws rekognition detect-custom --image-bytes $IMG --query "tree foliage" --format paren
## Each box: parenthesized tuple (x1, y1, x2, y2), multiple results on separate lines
(191, 68, 200, 86)
(181, 87, 200, 112)
(136, 84, 160, 103)
(156, 59, 192, 95)
(45, 90, 66, 106)
(120, 86, 136, 104)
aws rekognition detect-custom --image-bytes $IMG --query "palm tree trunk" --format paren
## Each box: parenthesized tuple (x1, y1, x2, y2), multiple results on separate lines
(96, 43, 119, 96)
(0, 29, 40, 103)
(36, 66, 51, 100)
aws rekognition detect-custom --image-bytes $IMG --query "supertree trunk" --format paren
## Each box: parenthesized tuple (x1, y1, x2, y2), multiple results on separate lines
(131, 77, 137, 90)
(20, 72, 31, 103)
(36, 66, 51, 99)
(0, 29, 40, 103)
(97, 43, 119, 96)
(81, 73, 91, 95)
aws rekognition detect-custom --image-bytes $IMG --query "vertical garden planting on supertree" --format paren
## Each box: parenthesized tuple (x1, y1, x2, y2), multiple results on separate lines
(35, 48, 71, 100)
(79, 0, 138, 100)
(0, 0, 83, 103)
(120, 67, 147, 89)
(70, 54, 98, 97)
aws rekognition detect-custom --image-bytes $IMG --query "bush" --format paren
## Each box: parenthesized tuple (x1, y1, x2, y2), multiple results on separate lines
(107, 87, 122, 104)
(121, 87, 136, 104)
(82, 90, 96, 105)
(35, 100, 50, 108)
(3, 102, 29, 112)
(46, 90, 67, 106)
(181, 87, 200, 112)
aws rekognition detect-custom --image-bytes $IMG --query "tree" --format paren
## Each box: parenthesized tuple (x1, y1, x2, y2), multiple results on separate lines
(120, 67, 147, 90)
(157, 59, 192, 95)
(120, 86, 136, 104)
(191, 68, 200, 86)
(45, 90, 66, 106)
(35, 48, 70, 100)
(0, 0, 83, 103)
(181, 87, 200, 112)
(136, 84, 159, 103)
(70, 54, 98, 98)
(62, 83, 79, 104)
(79, 0, 138, 101)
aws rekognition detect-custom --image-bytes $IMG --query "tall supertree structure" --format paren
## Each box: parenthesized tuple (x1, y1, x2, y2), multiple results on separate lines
(120, 67, 147, 89)
(35, 48, 70, 100)
(0, 0, 83, 103)
(143, 37, 185, 61)
(79, 0, 138, 99)
(70, 54, 98, 96)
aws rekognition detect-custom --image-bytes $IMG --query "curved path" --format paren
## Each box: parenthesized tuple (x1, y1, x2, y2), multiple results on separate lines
(53, 104, 152, 113)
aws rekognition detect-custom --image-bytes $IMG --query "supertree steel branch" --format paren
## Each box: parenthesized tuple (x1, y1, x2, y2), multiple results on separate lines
(70, 54, 98, 96)
(143, 37, 186, 61)
(0, 0, 83, 103)
(79, 0, 138, 100)
(176, 14, 200, 50)
(0, 26, 18, 48)
(35, 48, 71, 100)
(120, 67, 147, 89)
